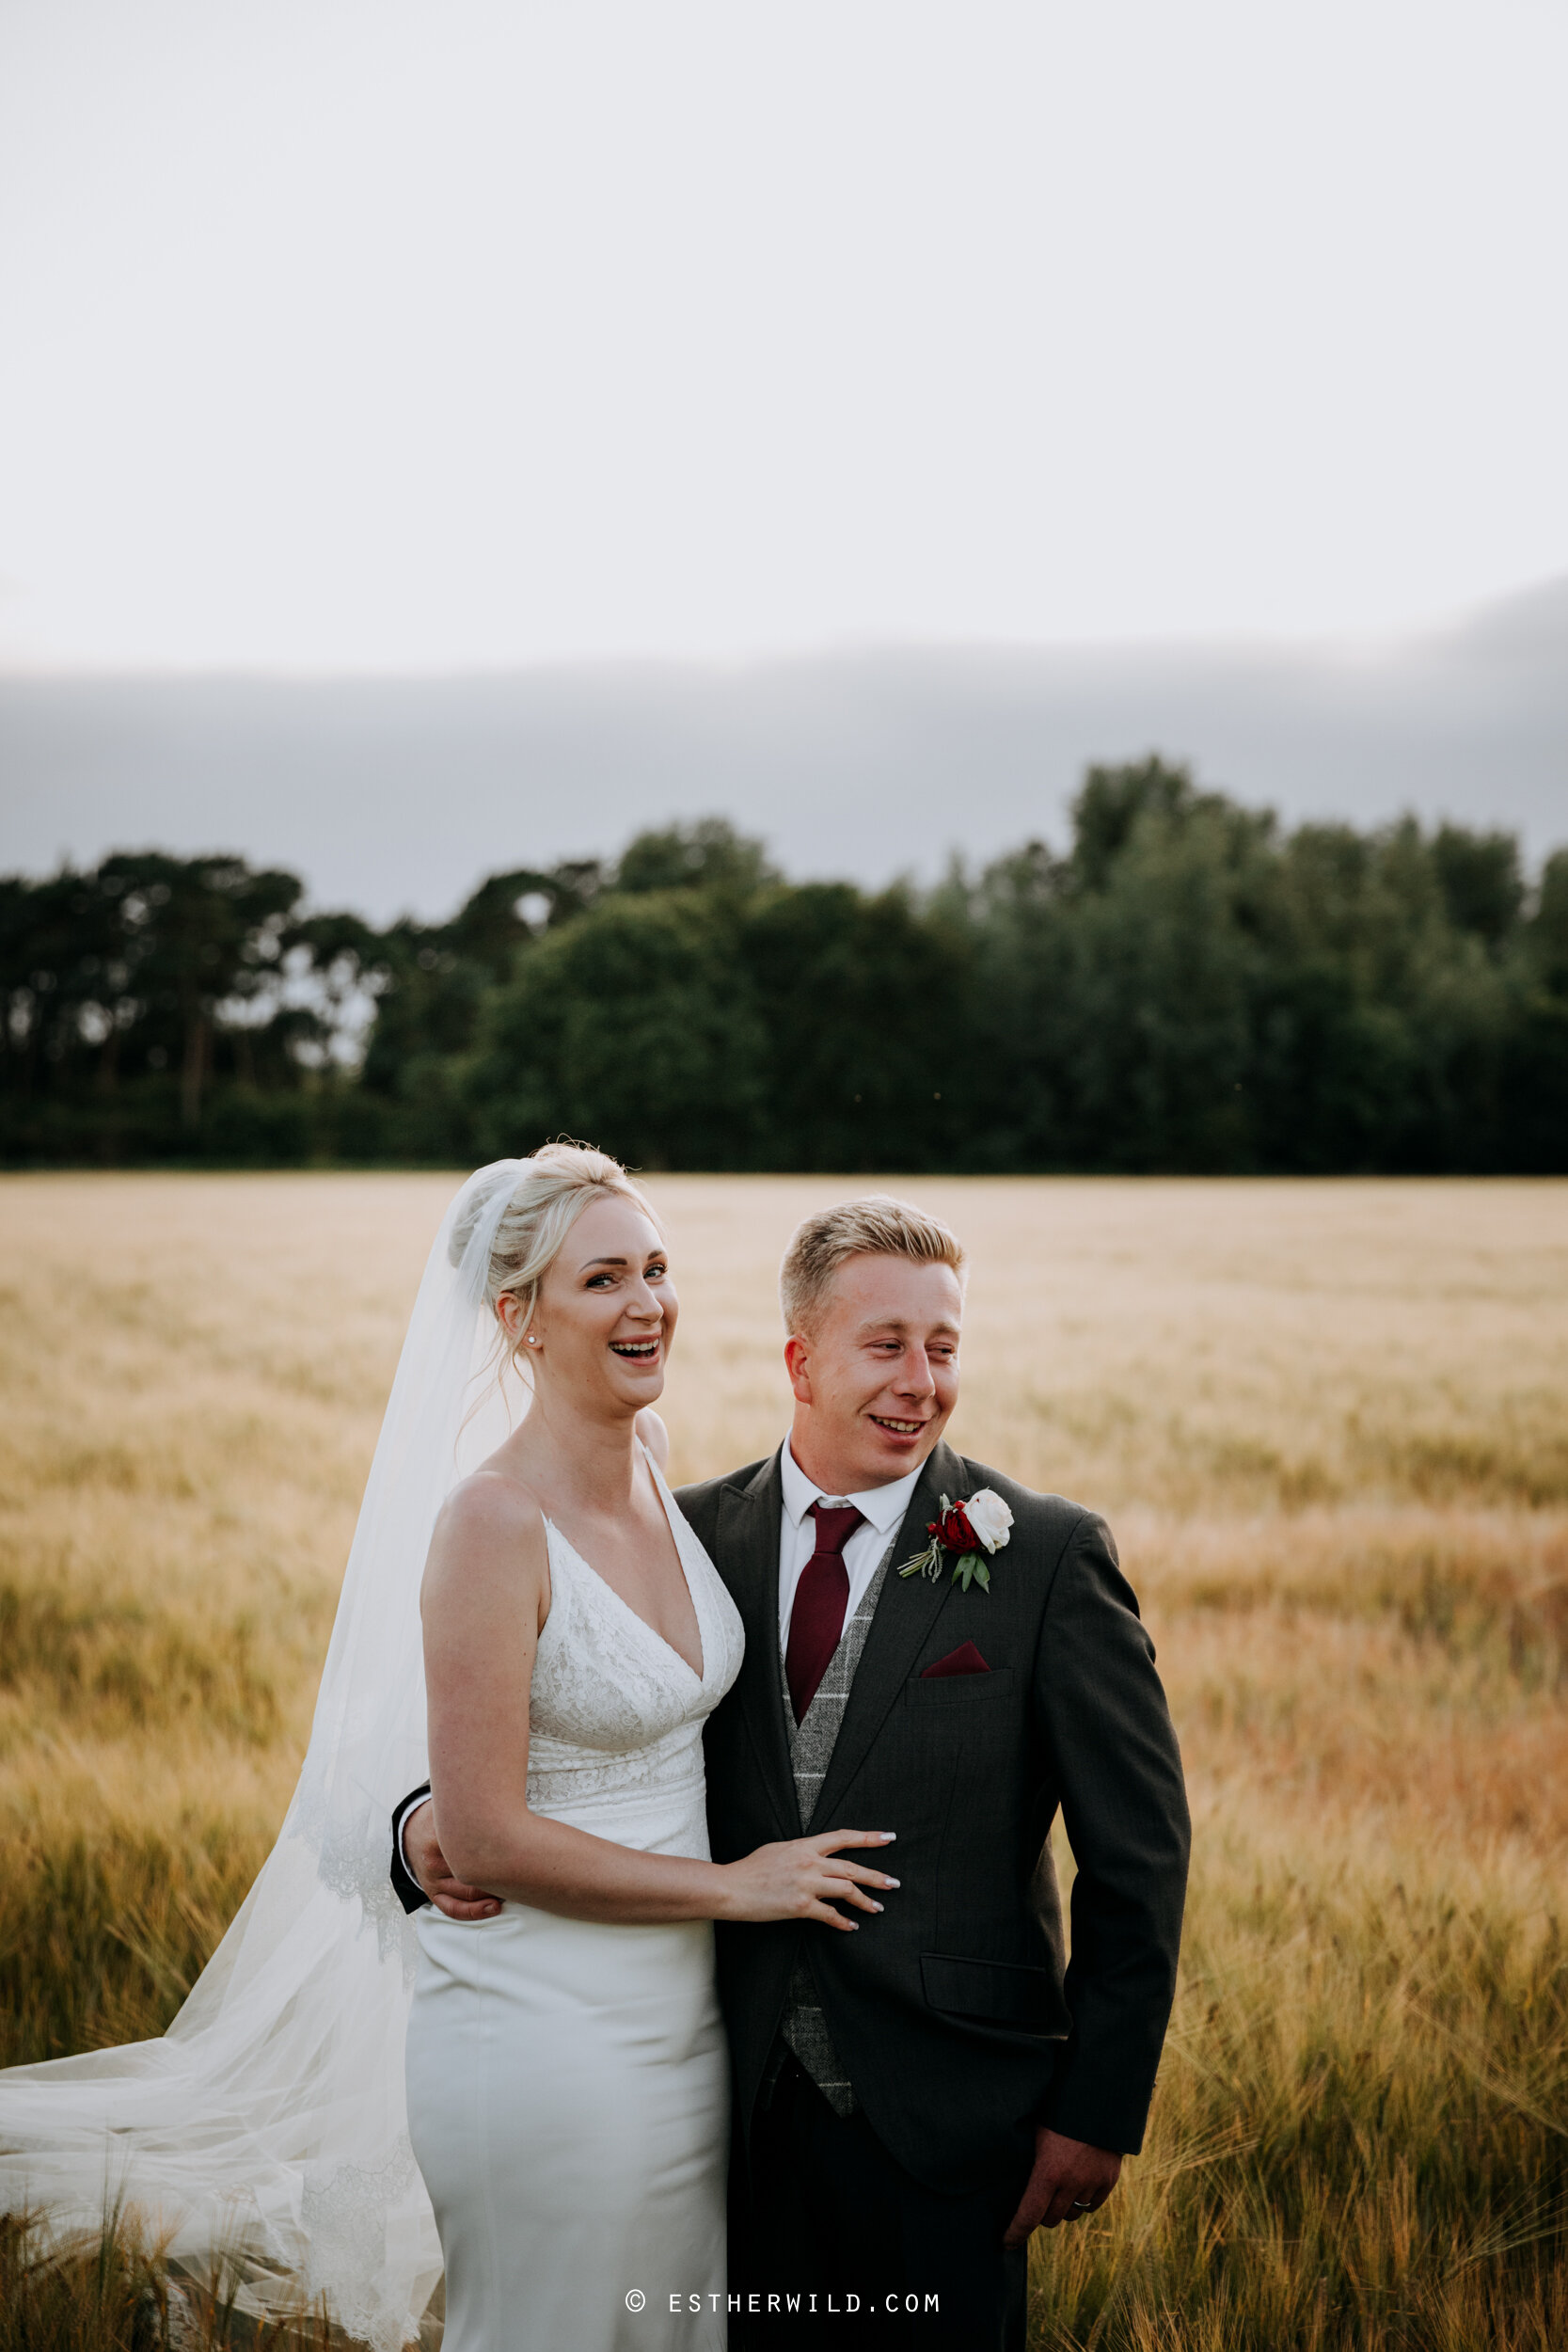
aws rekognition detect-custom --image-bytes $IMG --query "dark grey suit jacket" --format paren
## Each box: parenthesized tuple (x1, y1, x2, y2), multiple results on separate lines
(677, 1440, 1190, 2197)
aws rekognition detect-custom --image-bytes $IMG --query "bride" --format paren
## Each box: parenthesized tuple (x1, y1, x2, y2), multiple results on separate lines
(404, 1146, 894, 2349)
(0, 1147, 891, 2352)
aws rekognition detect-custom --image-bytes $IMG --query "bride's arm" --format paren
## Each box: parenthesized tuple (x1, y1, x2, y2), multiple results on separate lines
(421, 1476, 895, 1930)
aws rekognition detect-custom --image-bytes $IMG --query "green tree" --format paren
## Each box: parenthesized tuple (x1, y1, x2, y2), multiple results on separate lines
(1, 854, 381, 1164)
(1431, 823, 1525, 947)
(465, 890, 769, 1169)
(738, 883, 974, 1170)
(1496, 849, 1568, 1170)
(970, 765, 1272, 1169)
(91, 854, 308, 1124)
(613, 818, 778, 899)
(1067, 755, 1203, 894)
(6, 791, 1563, 1174)
(356, 863, 607, 1159)
(1248, 819, 1517, 1170)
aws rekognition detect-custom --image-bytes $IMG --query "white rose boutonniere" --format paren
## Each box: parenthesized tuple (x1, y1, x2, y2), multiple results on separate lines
(896, 1486, 1015, 1594)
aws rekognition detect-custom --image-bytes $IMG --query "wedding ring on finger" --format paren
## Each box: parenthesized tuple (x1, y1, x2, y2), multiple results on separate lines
(1070, 2198, 1096, 2214)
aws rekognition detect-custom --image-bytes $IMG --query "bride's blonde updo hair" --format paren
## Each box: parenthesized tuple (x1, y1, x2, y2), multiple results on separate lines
(451, 1142, 661, 1370)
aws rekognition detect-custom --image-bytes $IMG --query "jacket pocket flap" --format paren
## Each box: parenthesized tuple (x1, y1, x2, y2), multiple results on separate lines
(919, 1952, 1069, 2036)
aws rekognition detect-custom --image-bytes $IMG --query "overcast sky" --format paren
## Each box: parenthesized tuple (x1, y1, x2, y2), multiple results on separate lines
(5, 579, 1564, 917)
(3, 0, 1567, 671)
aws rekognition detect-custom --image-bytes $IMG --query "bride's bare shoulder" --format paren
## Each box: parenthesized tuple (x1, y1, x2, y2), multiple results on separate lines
(636, 1407, 670, 1471)
(427, 1469, 548, 1588)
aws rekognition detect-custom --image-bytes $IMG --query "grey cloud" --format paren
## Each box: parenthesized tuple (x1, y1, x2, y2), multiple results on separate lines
(3, 578, 1564, 920)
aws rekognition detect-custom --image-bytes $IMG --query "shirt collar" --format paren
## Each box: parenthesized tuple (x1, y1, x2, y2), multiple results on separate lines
(778, 1439, 926, 1536)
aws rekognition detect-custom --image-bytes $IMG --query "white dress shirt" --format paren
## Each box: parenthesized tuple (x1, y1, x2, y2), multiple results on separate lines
(776, 1441, 924, 1650)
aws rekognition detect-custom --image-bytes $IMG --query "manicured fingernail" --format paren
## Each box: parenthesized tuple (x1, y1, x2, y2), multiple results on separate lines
(869, 1901, 883, 1913)
(879, 1832, 896, 1841)
(883, 1877, 900, 1888)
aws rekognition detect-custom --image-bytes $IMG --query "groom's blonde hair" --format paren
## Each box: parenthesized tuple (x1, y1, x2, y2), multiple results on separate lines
(779, 1196, 966, 1340)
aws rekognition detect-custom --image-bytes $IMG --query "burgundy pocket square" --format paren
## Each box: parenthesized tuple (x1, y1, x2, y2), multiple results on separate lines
(922, 1641, 990, 1679)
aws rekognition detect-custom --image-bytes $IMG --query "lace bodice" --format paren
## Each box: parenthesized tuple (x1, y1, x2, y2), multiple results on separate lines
(524, 1457, 744, 1857)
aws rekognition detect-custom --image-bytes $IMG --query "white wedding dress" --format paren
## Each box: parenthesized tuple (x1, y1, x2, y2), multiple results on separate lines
(405, 1456, 744, 2352)
(0, 1166, 735, 2352)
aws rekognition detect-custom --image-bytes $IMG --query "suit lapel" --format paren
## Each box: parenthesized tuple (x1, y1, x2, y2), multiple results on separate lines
(807, 1441, 963, 1831)
(715, 1452, 799, 1838)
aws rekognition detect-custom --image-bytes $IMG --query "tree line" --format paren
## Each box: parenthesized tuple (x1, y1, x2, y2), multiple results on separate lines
(5, 760, 1565, 1172)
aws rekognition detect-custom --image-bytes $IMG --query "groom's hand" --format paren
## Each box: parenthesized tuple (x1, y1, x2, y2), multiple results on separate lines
(1002, 2126, 1121, 2247)
(404, 1799, 503, 1921)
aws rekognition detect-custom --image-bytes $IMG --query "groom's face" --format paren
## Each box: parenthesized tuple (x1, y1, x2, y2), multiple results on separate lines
(785, 1252, 962, 1492)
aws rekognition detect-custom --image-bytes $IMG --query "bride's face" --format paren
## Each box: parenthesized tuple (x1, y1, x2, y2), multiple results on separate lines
(511, 1193, 677, 1414)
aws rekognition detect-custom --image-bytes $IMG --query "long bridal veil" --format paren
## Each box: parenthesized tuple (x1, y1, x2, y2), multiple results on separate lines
(0, 1162, 534, 2351)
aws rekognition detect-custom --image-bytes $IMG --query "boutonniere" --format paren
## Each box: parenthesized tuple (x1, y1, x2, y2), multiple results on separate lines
(896, 1488, 1014, 1593)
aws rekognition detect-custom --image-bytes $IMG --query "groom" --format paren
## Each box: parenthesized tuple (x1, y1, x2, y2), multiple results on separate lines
(395, 1196, 1188, 2345)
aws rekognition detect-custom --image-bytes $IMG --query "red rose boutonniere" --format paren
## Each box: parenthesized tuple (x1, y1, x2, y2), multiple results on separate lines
(896, 1488, 1015, 1594)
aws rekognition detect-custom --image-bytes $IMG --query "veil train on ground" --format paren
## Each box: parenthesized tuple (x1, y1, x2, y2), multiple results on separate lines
(0, 1163, 534, 2352)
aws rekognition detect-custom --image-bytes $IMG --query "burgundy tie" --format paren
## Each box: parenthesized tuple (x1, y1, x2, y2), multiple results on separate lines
(785, 1502, 864, 1723)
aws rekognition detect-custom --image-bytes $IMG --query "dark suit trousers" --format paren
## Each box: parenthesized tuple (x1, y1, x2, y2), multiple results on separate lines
(731, 2056, 1028, 2348)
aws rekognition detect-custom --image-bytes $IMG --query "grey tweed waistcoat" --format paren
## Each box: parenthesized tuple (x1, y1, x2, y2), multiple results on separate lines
(776, 1536, 897, 2116)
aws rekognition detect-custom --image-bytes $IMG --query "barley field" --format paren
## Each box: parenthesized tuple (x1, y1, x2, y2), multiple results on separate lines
(2, 1172, 1566, 2349)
